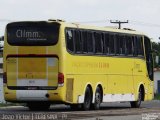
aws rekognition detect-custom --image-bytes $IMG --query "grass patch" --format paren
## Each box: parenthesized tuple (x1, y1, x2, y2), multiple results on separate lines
(154, 94, 160, 100)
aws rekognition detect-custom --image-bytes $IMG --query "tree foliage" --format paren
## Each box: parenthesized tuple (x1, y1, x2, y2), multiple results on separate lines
(152, 42, 160, 68)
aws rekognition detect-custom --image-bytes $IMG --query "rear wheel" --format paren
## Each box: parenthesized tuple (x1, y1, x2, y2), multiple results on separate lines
(82, 87, 92, 111)
(27, 102, 50, 111)
(92, 87, 102, 110)
(130, 88, 142, 108)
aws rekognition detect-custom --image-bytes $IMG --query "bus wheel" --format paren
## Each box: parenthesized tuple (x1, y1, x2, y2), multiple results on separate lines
(93, 87, 102, 110)
(130, 87, 142, 108)
(27, 102, 50, 111)
(82, 86, 92, 111)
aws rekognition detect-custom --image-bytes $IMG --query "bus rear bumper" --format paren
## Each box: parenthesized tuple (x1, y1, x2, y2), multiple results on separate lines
(16, 90, 49, 101)
(4, 86, 66, 102)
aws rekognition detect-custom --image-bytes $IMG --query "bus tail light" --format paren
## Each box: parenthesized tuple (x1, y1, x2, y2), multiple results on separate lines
(3, 72, 7, 84)
(58, 72, 64, 86)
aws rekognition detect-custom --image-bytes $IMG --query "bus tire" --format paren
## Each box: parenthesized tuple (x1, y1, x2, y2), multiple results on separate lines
(82, 86, 92, 111)
(92, 87, 102, 110)
(130, 87, 143, 108)
(27, 102, 50, 111)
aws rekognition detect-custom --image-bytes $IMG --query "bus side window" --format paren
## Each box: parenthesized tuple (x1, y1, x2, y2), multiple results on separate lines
(101, 33, 105, 54)
(82, 31, 88, 53)
(115, 34, 120, 55)
(137, 36, 144, 56)
(94, 32, 103, 54)
(87, 32, 94, 54)
(66, 29, 74, 52)
(133, 36, 138, 56)
(144, 36, 153, 80)
(124, 36, 127, 56)
(119, 35, 125, 55)
(125, 36, 132, 56)
(109, 34, 115, 55)
(104, 33, 109, 55)
(132, 36, 136, 56)
(75, 30, 82, 53)
(126, 36, 133, 56)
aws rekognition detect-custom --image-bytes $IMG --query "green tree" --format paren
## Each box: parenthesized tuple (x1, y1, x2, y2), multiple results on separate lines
(152, 42, 160, 68)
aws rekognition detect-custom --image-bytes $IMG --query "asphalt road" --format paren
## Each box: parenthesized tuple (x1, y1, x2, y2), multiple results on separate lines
(0, 100, 160, 120)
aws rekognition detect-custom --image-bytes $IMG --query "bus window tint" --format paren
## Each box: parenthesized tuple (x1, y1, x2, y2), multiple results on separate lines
(66, 29, 144, 58)
(66, 30, 74, 52)
(101, 33, 105, 54)
(137, 36, 144, 56)
(132, 36, 136, 56)
(75, 30, 82, 53)
(82, 31, 88, 53)
(119, 35, 125, 55)
(104, 33, 109, 54)
(7, 22, 60, 46)
(144, 36, 153, 80)
(109, 34, 115, 54)
(115, 35, 120, 55)
(87, 32, 94, 53)
(126, 36, 133, 55)
(94, 32, 103, 54)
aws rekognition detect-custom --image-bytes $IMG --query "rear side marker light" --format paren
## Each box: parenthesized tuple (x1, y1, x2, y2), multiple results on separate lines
(58, 72, 64, 87)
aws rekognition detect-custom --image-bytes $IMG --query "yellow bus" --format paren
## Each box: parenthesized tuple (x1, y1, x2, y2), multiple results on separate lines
(3, 20, 153, 110)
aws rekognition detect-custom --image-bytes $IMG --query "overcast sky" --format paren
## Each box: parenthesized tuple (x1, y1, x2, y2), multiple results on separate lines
(0, 0, 160, 42)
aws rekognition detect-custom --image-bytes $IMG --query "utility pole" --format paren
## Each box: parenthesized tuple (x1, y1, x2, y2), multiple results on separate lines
(110, 20, 129, 29)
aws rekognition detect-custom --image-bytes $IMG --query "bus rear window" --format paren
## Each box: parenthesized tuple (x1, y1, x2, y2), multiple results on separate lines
(7, 22, 60, 46)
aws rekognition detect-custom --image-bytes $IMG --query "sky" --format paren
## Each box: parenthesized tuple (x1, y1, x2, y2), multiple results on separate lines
(0, 0, 160, 42)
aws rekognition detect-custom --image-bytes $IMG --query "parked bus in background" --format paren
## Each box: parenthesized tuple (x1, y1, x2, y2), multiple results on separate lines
(3, 19, 153, 110)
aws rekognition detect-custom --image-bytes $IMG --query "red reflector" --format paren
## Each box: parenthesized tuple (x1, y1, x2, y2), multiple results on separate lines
(3, 72, 7, 83)
(58, 72, 64, 85)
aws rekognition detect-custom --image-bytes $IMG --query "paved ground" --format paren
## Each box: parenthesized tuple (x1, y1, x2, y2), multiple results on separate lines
(0, 100, 160, 120)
